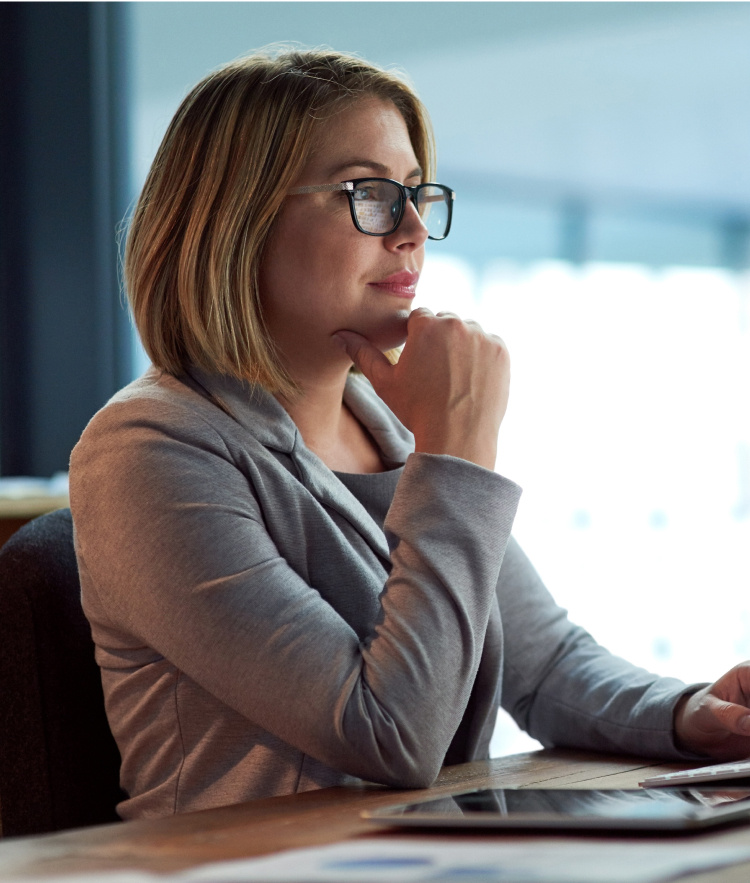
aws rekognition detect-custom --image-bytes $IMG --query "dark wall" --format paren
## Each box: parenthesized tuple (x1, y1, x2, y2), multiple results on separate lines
(0, 2, 133, 476)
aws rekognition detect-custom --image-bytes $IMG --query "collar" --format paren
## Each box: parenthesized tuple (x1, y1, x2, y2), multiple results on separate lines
(185, 366, 413, 462)
(183, 367, 414, 565)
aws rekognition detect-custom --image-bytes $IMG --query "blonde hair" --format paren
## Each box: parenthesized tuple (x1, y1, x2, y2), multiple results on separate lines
(124, 47, 435, 396)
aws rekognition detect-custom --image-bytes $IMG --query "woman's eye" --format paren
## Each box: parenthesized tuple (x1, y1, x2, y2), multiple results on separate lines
(352, 187, 376, 201)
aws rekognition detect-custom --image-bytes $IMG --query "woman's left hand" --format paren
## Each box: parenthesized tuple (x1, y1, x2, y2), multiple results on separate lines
(674, 662, 750, 759)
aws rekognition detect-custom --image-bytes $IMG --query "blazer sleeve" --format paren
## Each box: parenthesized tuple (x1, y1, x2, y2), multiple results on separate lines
(70, 393, 522, 789)
(497, 538, 704, 759)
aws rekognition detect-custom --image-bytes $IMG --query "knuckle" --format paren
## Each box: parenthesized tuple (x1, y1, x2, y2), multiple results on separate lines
(484, 334, 509, 360)
(439, 314, 463, 330)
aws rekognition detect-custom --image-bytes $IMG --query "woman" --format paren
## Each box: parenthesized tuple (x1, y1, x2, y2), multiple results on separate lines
(70, 48, 750, 821)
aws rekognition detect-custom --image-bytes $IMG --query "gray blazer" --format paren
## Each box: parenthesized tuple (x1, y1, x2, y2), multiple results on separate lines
(70, 367, 693, 820)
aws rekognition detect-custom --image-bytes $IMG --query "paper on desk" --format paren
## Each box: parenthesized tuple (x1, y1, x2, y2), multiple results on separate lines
(175, 837, 750, 883)
(6, 837, 750, 883)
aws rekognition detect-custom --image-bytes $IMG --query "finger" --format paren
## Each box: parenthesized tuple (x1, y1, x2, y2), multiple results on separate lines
(703, 694, 750, 736)
(333, 331, 393, 387)
(715, 662, 750, 703)
(408, 307, 434, 322)
(432, 313, 492, 338)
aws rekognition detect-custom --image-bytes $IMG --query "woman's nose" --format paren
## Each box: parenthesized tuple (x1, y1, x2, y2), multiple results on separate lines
(386, 197, 429, 251)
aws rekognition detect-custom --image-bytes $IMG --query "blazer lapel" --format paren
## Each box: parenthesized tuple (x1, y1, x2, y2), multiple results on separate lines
(185, 367, 398, 566)
(290, 442, 392, 566)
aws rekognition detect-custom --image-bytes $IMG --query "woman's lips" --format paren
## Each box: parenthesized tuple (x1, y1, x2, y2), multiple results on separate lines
(368, 271, 419, 298)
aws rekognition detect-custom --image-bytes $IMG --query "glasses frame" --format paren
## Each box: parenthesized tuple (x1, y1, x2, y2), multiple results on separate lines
(287, 178, 455, 240)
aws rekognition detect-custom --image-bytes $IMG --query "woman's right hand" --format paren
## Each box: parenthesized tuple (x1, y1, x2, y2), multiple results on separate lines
(334, 308, 510, 471)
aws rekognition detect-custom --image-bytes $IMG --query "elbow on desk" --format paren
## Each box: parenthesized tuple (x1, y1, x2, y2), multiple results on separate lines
(327, 723, 443, 789)
(397, 768, 441, 790)
(349, 745, 443, 791)
(367, 764, 440, 792)
(335, 682, 451, 790)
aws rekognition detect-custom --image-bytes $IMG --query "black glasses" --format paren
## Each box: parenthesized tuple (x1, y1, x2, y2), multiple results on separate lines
(287, 178, 455, 240)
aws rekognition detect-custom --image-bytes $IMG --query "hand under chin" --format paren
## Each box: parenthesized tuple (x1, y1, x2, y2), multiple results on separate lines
(347, 312, 410, 354)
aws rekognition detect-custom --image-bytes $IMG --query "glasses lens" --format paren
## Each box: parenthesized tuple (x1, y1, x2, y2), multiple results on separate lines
(351, 180, 402, 234)
(416, 185, 451, 240)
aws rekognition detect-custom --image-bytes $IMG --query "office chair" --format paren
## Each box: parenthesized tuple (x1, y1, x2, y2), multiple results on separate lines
(0, 508, 124, 837)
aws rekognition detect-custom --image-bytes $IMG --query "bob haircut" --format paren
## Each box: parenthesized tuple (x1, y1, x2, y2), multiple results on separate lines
(125, 47, 436, 397)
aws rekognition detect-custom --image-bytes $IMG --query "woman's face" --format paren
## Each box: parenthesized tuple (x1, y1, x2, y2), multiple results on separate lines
(259, 97, 429, 381)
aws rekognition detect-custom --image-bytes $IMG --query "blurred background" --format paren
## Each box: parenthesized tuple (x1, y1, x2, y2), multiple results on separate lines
(2, 2, 750, 754)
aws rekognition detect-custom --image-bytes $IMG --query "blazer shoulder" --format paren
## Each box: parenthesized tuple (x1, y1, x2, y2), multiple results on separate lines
(74, 369, 242, 460)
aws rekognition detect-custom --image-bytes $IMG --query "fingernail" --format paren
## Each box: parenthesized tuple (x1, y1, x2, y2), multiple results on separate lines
(740, 715, 750, 734)
(331, 333, 348, 351)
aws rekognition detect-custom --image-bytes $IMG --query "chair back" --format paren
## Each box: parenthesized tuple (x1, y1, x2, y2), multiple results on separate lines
(0, 508, 124, 837)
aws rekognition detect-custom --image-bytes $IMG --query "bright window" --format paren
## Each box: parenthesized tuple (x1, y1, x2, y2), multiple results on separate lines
(418, 254, 750, 755)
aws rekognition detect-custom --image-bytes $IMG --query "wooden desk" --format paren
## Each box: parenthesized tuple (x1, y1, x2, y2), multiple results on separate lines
(1, 749, 750, 881)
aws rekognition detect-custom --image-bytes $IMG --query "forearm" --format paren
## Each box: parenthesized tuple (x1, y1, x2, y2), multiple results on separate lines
(518, 634, 701, 759)
(496, 539, 704, 760)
